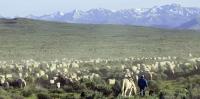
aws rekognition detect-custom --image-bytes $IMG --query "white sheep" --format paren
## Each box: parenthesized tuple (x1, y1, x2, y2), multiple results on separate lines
(108, 79, 116, 85)
(56, 82, 61, 88)
(50, 80, 55, 84)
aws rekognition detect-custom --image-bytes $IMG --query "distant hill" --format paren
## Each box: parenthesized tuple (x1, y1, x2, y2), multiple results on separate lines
(0, 18, 200, 60)
(178, 18, 200, 30)
(26, 4, 200, 29)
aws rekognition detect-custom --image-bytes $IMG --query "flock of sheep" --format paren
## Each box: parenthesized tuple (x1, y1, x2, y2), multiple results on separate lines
(0, 54, 199, 97)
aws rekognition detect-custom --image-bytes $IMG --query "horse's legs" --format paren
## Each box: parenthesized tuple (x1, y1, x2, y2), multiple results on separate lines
(134, 88, 137, 95)
(129, 87, 132, 96)
(122, 81, 125, 96)
(122, 89, 124, 96)
(124, 88, 128, 96)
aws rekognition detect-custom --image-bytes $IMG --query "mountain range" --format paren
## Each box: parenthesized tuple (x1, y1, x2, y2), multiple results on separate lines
(24, 4, 200, 29)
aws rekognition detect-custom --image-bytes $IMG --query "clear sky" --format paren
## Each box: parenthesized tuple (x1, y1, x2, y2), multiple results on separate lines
(0, 0, 199, 17)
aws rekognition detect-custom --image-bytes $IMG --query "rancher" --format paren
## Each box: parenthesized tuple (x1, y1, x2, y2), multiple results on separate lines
(138, 75, 148, 96)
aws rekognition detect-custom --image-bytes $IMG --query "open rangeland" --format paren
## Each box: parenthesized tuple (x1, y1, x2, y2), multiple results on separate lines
(0, 18, 200, 60)
(0, 18, 199, 99)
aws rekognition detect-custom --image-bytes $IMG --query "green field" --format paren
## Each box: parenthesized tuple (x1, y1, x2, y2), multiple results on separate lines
(0, 18, 200, 60)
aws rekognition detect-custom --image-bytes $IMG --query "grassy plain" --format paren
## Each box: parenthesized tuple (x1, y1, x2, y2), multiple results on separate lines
(0, 18, 200, 61)
(0, 19, 200, 98)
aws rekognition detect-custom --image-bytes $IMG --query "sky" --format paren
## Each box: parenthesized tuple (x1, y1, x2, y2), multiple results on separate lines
(0, 0, 200, 17)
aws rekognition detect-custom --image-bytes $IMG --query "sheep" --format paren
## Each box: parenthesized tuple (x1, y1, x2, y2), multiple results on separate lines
(2, 81, 9, 88)
(39, 70, 45, 77)
(124, 69, 132, 78)
(121, 65, 126, 70)
(63, 68, 68, 73)
(9, 78, 26, 88)
(0, 76, 5, 84)
(18, 73, 23, 78)
(168, 56, 171, 60)
(157, 57, 162, 60)
(166, 61, 176, 75)
(140, 64, 151, 72)
(56, 82, 61, 88)
(131, 66, 138, 73)
(50, 79, 55, 84)
(5, 74, 12, 79)
(94, 58, 100, 64)
(62, 62, 68, 68)
(125, 58, 129, 61)
(55, 75, 73, 86)
(188, 58, 200, 70)
(189, 53, 193, 57)
(67, 73, 79, 81)
(137, 64, 141, 68)
(162, 57, 167, 60)
(82, 75, 90, 79)
(24, 73, 29, 78)
(49, 66, 56, 72)
(36, 73, 40, 78)
(70, 62, 79, 68)
(89, 73, 100, 81)
(106, 66, 111, 69)
(0, 56, 197, 91)
(108, 79, 116, 85)
(53, 77, 58, 80)
(173, 56, 177, 60)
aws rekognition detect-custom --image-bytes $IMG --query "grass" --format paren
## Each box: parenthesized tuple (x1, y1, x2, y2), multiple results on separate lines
(0, 18, 200, 61)
(0, 75, 199, 99)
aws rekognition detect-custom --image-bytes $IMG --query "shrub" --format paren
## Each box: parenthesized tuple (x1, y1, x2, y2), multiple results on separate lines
(24, 76, 35, 84)
(63, 85, 74, 92)
(112, 81, 121, 97)
(64, 93, 76, 99)
(95, 84, 112, 96)
(34, 86, 49, 93)
(49, 89, 64, 94)
(80, 90, 93, 97)
(50, 93, 61, 99)
(148, 80, 161, 94)
(37, 92, 52, 99)
(84, 91, 106, 99)
(160, 73, 168, 80)
(176, 77, 185, 83)
(0, 88, 9, 95)
(21, 89, 33, 97)
(36, 78, 49, 88)
(0, 96, 11, 99)
(164, 84, 170, 89)
(93, 78, 105, 85)
(63, 82, 86, 93)
(85, 81, 95, 90)
(10, 94, 24, 99)
(92, 92, 107, 99)
(72, 82, 87, 92)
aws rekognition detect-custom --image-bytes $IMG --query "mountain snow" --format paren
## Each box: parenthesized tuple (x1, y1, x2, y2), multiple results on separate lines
(26, 4, 200, 28)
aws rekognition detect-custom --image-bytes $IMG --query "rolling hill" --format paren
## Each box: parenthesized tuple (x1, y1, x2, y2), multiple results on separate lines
(0, 18, 200, 61)
(178, 17, 200, 30)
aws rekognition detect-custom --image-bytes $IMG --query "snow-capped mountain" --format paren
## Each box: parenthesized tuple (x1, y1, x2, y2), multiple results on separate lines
(27, 4, 200, 28)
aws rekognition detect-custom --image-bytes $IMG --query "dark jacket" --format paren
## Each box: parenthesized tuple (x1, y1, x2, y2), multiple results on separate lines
(138, 78, 148, 89)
